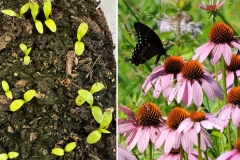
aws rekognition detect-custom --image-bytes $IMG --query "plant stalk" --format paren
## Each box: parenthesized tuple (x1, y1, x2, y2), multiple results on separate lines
(148, 141, 152, 160)
(198, 132, 202, 160)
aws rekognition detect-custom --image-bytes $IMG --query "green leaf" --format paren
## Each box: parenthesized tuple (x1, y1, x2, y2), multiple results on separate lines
(24, 56, 31, 65)
(99, 108, 113, 129)
(77, 23, 88, 41)
(2, 80, 9, 92)
(98, 128, 111, 134)
(30, 2, 39, 21)
(20, 3, 30, 16)
(8, 152, 19, 159)
(64, 142, 76, 152)
(74, 41, 84, 56)
(25, 48, 32, 56)
(90, 82, 104, 94)
(77, 89, 93, 106)
(35, 20, 43, 34)
(5, 91, 13, 99)
(0, 153, 8, 160)
(43, 0, 52, 19)
(24, 89, 36, 102)
(91, 106, 103, 123)
(75, 95, 86, 106)
(51, 148, 64, 156)
(87, 130, 101, 144)
(10, 99, 25, 112)
(19, 43, 27, 52)
(1, 10, 17, 17)
(45, 19, 57, 32)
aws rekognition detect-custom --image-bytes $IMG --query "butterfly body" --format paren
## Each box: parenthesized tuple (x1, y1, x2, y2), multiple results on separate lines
(129, 22, 166, 66)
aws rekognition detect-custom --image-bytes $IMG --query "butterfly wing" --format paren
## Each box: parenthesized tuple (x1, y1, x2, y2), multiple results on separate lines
(129, 22, 166, 66)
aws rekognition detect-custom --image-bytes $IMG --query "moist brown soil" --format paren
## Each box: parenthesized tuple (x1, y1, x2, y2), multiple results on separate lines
(0, 0, 116, 159)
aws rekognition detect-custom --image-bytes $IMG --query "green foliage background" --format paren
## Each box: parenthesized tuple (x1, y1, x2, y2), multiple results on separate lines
(118, 0, 240, 159)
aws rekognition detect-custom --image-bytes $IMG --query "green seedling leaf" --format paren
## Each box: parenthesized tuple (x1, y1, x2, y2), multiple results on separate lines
(74, 41, 84, 56)
(91, 106, 103, 123)
(30, 2, 39, 21)
(24, 89, 36, 102)
(2, 80, 9, 92)
(10, 99, 25, 111)
(75, 95, 85, 106)
(25, 48, 32, 56)
(98, 128, 111, 134)
(24, 56, 31, 65)
(64, 142, 76, 152)
(99, 107, 113, 129)
(45, 19, 57, 32)
(90, 82, 104, 94)
(5, 91, 13, 99)
(8, 151, 19, 159)
(19, 43, 27, 52)
(1, 10, 17, 17)
(51, 148, 64, 156)
(35, 20, 43, 34)
(0, 153, 8, 160)
(77, 23, 88, 41)
(20, 3, 30, 16)
(87, 130, 101, 144)
(77, 89, 93, 106)
(43, 0, 52, 19)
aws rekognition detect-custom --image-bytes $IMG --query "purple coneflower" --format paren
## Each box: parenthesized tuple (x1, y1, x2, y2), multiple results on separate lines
(199, 0, 225, 12)
(142, 56, 184, 98)
(216, 86, 240, 127)
(217, 138, 240, 160)
(168, 60, 223, 107)
(118, 145, 137, 160)
(154, 107, 194, 154)
(178, 111, 224, 133)
(157, 148, 206, 160)
(118, 102, 165, 153)
(193, 22, 240, 65)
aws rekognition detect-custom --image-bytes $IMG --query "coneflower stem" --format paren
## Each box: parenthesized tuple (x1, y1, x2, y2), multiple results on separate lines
(221, 57, 232, 150)
(180, 145, 184, 160)
(198, 132, 202, 160)
(148, 141, 152, 160)
(237, 127, 240, 139)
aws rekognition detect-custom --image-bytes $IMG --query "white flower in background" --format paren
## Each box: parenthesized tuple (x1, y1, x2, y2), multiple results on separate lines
(157, 13, 202, 37)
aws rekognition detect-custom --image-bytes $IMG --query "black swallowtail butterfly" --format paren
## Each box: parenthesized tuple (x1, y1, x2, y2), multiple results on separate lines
(129, 22, 167, 66)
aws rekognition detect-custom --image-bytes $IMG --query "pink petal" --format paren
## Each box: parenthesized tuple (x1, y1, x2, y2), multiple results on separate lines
(193, 42, 212, 60)
(192, 81, 203, 106)
(137, 128, 150, 153)
(226, 72, 234, 88)
(155, 128, 169, 149)
(182, 81, 193, 107)
(199, 42, 215, 62)
(119, 106, 135, 120)
(118, 122, 136, 134)
(154, 78, 162, 98)
(231, 106, 240, 127)
(193, 122, 201, 133)
(177, 80, 187, 103)
(232, 41, 240, 50)
(217, 1, 225, 8)
(222, 43, 232, 65)
(202, 79, 215, 101)
(216, 149, 238, 160)
(200, 120, 213, 130)
(211, 44, 223, 65)
(217, 104, 232, 121)
(181, 133, 193, 154)
(126, 127, 142, 151)
(178, 119, 193, 133)
(161, 74, 174, 98)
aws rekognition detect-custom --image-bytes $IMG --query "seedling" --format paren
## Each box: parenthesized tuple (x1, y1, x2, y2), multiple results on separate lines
(87, 107, 114, 144)
(43, 0, 57, 32)
(2, 80, 13, 99)
(30, 2, 43, 34)
(74, 23, 88, 56)
(1, 2, 30, 17)
(51, 142, 76, 156)
(10, 89, 36, 112)
(19, 43, 32, 65)
(0, 151, 19, 160)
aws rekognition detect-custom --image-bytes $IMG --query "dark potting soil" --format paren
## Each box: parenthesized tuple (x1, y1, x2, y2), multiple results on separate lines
(0, 0, 116, 159)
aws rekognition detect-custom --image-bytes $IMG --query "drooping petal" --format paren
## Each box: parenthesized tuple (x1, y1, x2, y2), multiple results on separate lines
(226, 72, 234, 88)
(137, 128, 150, 153)
(199, 42, 215, 62)
(193, 42, 213, 61)
(192, 81, 203, 106)
(126, 126, 142, 151)
(154, 78, 162, 98)
(222, 43, 232, 65)
(118, 122, 136, 134)
(181, 132, 193, 154)
(232, 41, 240, 50)
(202, 79, 215, 101)
(182, 81, 193, 107)
(161, 74, 174, 98)
(231, 106, 240, 127)
(119, 106, 135, 120)
(155, 128, 170, 149)
(193, 122, 201, 133)
(211, 44, 223, 65)
(177, 80, 187, 103)
(216, 149, 238, 160)
(217, 104, 232, 121)
(178, 119, 193, 133)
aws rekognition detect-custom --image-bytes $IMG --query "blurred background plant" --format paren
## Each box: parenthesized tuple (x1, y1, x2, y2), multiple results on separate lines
(118, 0, 240, 159)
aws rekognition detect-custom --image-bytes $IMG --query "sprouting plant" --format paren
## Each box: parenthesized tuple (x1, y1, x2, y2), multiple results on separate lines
(1, 2, 30, 18)
(74, 23, 88, 56)
(51, 142, 76, 156)
(19, 43, 32, 65)
(0, 151, 19, 160)
(30, 2, 43, 34)
(87, 107, 114, 144)
(43, 0, 57, 32)
(10, 89, 36, 112)
(2, 80, 13, 99)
